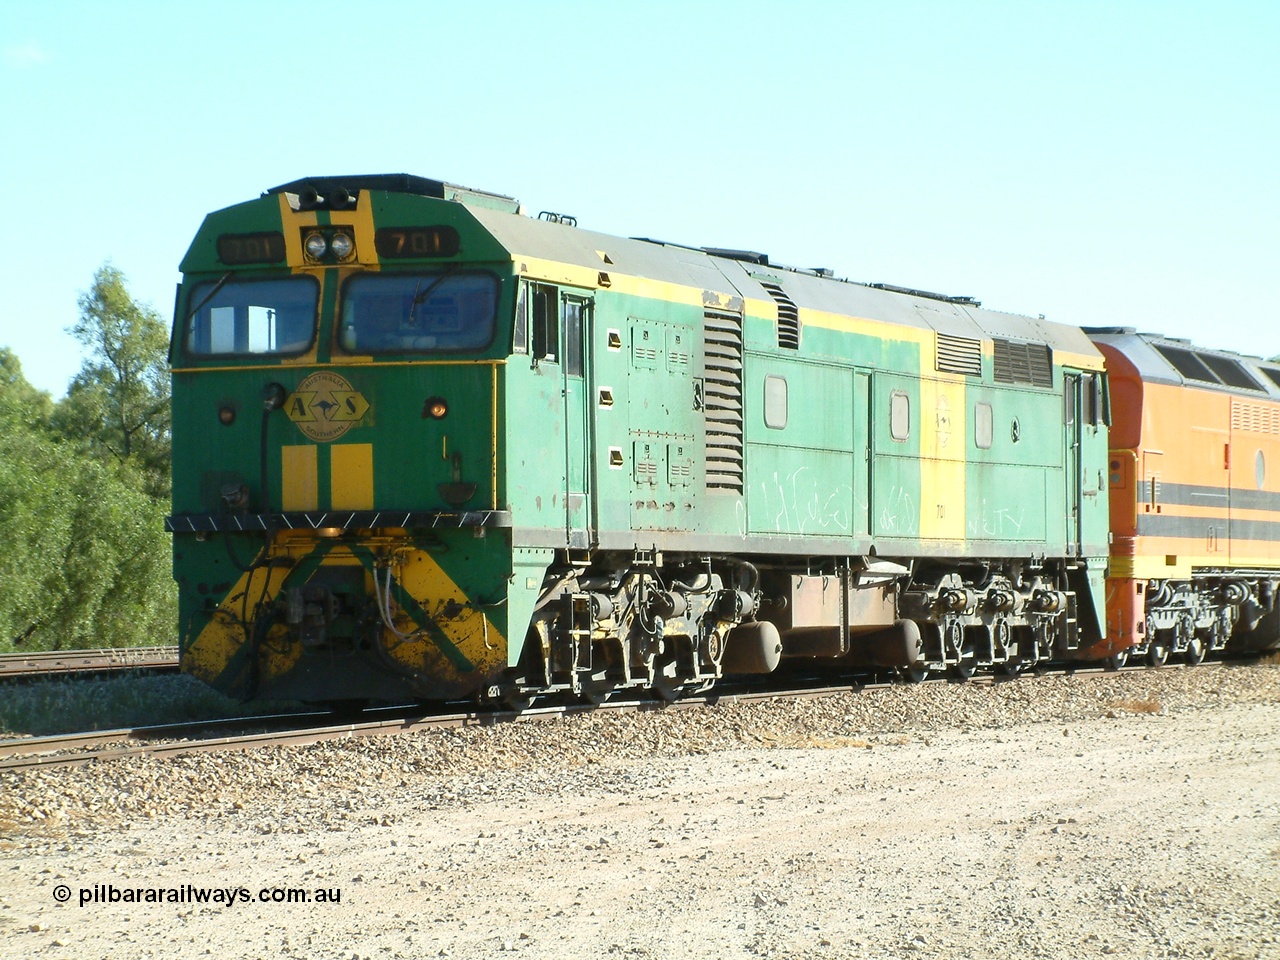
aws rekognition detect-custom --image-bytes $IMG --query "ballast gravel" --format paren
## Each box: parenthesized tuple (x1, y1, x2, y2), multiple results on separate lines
(2, 660, 1279, 960)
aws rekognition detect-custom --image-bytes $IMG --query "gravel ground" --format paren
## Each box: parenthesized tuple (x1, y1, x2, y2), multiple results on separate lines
(2, 661, 1279, 959)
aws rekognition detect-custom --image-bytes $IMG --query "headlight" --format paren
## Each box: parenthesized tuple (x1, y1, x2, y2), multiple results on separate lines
(329, 232, 355, 261)
(304, 232, 328, 260)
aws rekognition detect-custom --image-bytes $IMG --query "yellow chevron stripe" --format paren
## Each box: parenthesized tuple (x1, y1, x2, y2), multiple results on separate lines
(389, 550, 507, 675)
(184, 562, 298, 687)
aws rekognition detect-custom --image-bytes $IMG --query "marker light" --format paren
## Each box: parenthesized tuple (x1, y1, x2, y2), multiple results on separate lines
(423, 396, 448, 419)
(329, 231, 355, 261)
(304, 232, 329, 260)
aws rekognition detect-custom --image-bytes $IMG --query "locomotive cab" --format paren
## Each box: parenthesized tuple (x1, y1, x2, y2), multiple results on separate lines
(169, 176, 524, 702)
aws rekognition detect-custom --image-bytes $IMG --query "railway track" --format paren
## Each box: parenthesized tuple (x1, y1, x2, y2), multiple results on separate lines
(0, 674, 886, 773)
(1, 656, 1203, 774)
(0, 646, 179, 681)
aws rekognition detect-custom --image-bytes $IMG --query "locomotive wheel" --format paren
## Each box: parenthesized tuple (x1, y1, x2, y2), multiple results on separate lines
(499, 686, 532, 712)
(895, 665, 929, 683)
(950, 657, 976, 681)
(1185, 633, 1207, 666)
(651, 676, 686, 702)
(1104, 647, 1130, 671)
(1147, 638, 1169, 667)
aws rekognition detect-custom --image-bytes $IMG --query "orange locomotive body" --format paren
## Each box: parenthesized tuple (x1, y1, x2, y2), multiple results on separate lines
(1089, 329, 1280, 665)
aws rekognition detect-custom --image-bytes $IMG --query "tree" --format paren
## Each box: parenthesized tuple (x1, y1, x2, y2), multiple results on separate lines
(54, 264, 171, 500)
(0, 356, 174, 651)
(0, 429, 175, 651)
(0, 348, 53, 429)
(0, 273, 178, 651)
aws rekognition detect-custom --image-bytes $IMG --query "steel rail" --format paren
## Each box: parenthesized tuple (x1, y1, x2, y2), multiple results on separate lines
(0, 647, 180, 680)
(0, 658, 1237, 774)
(0, 678, 879, 773)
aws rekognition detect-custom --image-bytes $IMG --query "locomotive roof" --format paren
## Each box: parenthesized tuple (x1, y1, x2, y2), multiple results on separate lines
(232, 173, 1101, 366)
(465, 203, 1101, 364)
(1086, 327, 1280, 399)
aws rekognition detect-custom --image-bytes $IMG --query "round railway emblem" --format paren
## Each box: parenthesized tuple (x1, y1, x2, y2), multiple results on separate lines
(286, 371, 370, 442)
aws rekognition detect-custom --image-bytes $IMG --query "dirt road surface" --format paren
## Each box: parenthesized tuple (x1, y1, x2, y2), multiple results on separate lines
(3, 665, 1279, 959)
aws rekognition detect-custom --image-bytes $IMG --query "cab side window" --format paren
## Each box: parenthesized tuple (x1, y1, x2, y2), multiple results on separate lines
(531, 284, 558, 362)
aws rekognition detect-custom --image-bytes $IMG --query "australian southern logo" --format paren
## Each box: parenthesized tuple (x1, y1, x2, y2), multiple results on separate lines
(286, 371, 370, 442)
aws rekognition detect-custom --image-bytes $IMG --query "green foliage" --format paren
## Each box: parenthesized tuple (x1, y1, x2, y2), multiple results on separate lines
(0, 421, 175, 652)
(0, 274, 176, 653)
(53, 264, 172, 500)
(0, 347, 53, 429)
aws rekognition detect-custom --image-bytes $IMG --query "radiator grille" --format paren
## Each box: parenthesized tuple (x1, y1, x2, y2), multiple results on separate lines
(703, 309, 744, 493)
(993, 339, 1053, 387)
(935, 333, 982, 376)
(758, 281, 800, 350)
(1232, 400, 1280, 434)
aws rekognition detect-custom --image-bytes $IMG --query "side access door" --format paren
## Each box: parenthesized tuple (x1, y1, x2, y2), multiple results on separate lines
(561, 293, 594, 549)
(1063, 372, 1084, 555)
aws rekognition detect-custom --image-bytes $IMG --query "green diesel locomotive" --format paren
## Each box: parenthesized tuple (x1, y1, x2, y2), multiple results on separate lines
(168, 174, 1111, 703)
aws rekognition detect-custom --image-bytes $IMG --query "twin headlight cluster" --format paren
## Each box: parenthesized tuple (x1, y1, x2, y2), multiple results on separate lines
(302, 228, 356, 264)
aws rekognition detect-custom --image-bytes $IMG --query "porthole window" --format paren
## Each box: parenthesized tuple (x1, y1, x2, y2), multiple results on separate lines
(764, 376, 788, 429)
(890, 391, 910, 441)
(975, 402, 993, 450)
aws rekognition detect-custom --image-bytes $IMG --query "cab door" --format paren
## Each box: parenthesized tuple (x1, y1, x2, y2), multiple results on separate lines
(561, 294, 594, 548)
(1064, 372, 1083, 555)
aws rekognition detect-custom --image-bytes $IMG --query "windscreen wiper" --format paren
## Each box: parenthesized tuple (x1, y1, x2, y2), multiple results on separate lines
(407, 263, 462, 327)
(182, 272, 233, 326)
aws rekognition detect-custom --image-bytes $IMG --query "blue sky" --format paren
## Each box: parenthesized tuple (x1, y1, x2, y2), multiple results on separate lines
(2, 0, 1277, 396)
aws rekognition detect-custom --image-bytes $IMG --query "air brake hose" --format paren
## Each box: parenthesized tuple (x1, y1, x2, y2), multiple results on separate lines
(245, 382, 289, 696)
(260, 382, 287, 520)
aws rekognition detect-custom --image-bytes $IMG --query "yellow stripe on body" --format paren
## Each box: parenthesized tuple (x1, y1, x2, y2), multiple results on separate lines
(800, 306, 936, 347)
(1225, 553, 1280, 570)
(517, 256, 613, 292)
(503, 249, 1102, 373)
(331, 443, 374, 509)
(1115, 554, 1194, 580)
(918, 374, 968, 542)
(282, 445, 319, 511)
(175, 358, 508, 375)
(1056, 350, 1107, 372)
(278, 193, 320, 267)
(330, 191, 381, 267)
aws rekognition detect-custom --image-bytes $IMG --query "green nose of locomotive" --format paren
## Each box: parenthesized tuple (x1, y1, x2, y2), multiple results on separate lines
(168, 177, 518, 703)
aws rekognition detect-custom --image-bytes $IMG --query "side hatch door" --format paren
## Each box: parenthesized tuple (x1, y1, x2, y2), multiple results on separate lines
(562, 293, 594, 548)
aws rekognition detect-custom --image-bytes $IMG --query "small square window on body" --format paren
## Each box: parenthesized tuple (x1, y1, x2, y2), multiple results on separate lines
(975, 402, 993, 449)
(764, 375, 788, 429)
(890, 391, 910, 441)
